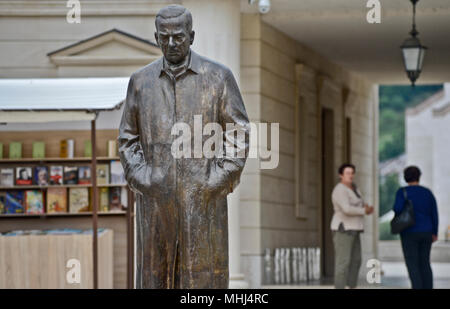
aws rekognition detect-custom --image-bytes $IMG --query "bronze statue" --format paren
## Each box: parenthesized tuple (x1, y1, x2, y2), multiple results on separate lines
(118, 4, 250, 288)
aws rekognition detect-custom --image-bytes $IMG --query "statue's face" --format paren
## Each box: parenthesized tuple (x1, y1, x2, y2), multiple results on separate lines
(155, 17, 194, 65)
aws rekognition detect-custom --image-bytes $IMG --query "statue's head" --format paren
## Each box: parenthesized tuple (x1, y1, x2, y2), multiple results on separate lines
(155, 5, 194, 65)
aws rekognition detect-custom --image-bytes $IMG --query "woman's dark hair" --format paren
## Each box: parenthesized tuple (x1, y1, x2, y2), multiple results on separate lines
(338, 163, 355, 175)
(404, 166, 421, 183)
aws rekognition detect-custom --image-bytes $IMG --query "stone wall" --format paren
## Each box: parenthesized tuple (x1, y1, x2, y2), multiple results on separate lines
(0, 0, 170, 78)
(239, 14, 378, 287)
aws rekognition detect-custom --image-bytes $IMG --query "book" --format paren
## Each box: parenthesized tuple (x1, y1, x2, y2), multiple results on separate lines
(78, 166, 91, 184)
(9, 142, 22, 159)
(109, 187, 123, 211)
(34, 166, 49, 186)
(47, 187, 67, 213)
(0, 191, 5, 214)
(96, 164, 109, 185)
(69, 187, 89, 213)
(67, 139, 75, 158)
(25, 190, 44, 214)
(32, 141, 45, 159)
(0, 142, 3, 159)
(16, 167, 32, 185)
(60, 140, 67, 158)
(0, 168, 14, 187)
(60, 139, 74, 158)
(110, 160, 126, 185)
(5, 191, 25, 213)
(99, 187, 109, 212)
(63, 166, 78, 184)
(107, 140, 117, 157)
(121, 187, 127, 209)
(49, 166, 63, 185)
(84, 140, 92, 157)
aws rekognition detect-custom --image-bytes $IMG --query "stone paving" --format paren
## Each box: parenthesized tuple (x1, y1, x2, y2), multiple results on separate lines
(262, 262, 450, 289)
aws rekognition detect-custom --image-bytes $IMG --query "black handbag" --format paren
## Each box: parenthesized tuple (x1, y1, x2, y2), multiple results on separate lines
(391, 188, 415, 234)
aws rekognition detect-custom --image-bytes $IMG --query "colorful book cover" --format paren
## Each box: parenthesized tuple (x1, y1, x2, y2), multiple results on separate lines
(15, 167, 32, 185)
(25, 190, 44, 214)
(109, 187, 123, 211)
(78, 166, 91, 184)
(32, 141, 45, 159)
(63, 166, 78, 184)
(84, 140, 92, 157)
(120, 187, 127, 209)
(0, 168, 14, 187)
(5, 191, 25, 213)
(0, 191, 6, 213)
(96, 164, 109, 185)
(99, 187, 109, 212)
(9, 142, 22, 159)
(49, 166, 63, 185)
(47, 187, 67, 213)
(110, 160, 126, 185)
(60, 140, 68, 158)
(60, 139, 74, 158)
(34, 166, 49, 186)
(69, 187, 89, 213)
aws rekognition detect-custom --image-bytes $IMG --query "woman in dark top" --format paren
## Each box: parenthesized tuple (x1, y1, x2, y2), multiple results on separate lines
(393, 166, 439, 289)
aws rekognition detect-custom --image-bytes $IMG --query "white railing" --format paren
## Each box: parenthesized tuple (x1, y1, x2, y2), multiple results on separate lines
(264, 247, 321, 285)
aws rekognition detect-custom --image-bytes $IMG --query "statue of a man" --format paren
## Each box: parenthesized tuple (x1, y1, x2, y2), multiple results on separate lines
(118, 4, 250, 289)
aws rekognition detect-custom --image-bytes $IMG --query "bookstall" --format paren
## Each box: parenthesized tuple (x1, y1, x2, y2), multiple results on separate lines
(0, 78, 134, 288)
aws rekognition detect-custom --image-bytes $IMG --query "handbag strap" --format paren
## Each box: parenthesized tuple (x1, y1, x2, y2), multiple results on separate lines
(351, 183, 361, 198)
(402, 187, 408, 201)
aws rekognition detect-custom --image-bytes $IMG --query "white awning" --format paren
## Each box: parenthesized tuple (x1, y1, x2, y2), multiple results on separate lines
(0, 111, 97, 123)
(0, 77, 129, 123)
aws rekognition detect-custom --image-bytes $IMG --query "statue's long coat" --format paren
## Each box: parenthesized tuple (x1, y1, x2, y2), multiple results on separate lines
(118, 50, 250, 288)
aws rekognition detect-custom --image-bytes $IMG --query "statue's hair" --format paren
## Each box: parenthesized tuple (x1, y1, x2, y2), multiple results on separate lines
(155, 5, 192, 32)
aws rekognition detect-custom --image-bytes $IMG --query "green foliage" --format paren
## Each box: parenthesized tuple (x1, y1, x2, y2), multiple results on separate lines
(378, 84, 442, 240)
(378, 85, 443, 161)
(379, 174, 400, 217)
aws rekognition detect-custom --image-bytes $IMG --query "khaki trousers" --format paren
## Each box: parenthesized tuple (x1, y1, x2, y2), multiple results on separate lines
(333, 231, 362, 289)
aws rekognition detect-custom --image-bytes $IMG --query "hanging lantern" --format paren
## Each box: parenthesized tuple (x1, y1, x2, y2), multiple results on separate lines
(400, 0, 427, 86)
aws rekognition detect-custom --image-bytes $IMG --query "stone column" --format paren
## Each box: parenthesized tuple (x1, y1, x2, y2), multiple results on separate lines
(182, 0, 248, 289)
(227, 186, 249, 288)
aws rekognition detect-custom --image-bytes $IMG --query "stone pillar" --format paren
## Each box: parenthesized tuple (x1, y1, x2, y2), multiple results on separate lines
(227, 186, 249, 288)
(182, 0, 241, 80)
(182, 0, 248, 289)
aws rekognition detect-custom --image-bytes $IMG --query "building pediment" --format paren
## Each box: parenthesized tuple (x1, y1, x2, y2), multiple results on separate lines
(48, 29, 162, 66)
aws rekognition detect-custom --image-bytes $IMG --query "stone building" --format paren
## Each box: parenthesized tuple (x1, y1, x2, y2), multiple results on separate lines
(1, 0, 450, 288)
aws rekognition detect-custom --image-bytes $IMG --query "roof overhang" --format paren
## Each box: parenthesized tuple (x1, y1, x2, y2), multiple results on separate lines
(0, 77, 128, 123)
(241, 0, 450, 84)
(0, 111, 96, 123)
(47, 29, 162, 67)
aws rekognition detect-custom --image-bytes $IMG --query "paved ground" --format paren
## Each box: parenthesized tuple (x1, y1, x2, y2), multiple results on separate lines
(379, 240, 450, 262)
(262, 262, 450, 289)
(261, 241, 450, 289)
(380, 261, 450, 288)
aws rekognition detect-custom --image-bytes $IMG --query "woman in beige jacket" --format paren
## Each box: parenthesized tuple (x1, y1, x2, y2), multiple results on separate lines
(331, 163, 374, 289)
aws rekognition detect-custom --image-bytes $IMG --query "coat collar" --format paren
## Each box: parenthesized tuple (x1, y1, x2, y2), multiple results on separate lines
(158, 49, 200, 78)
